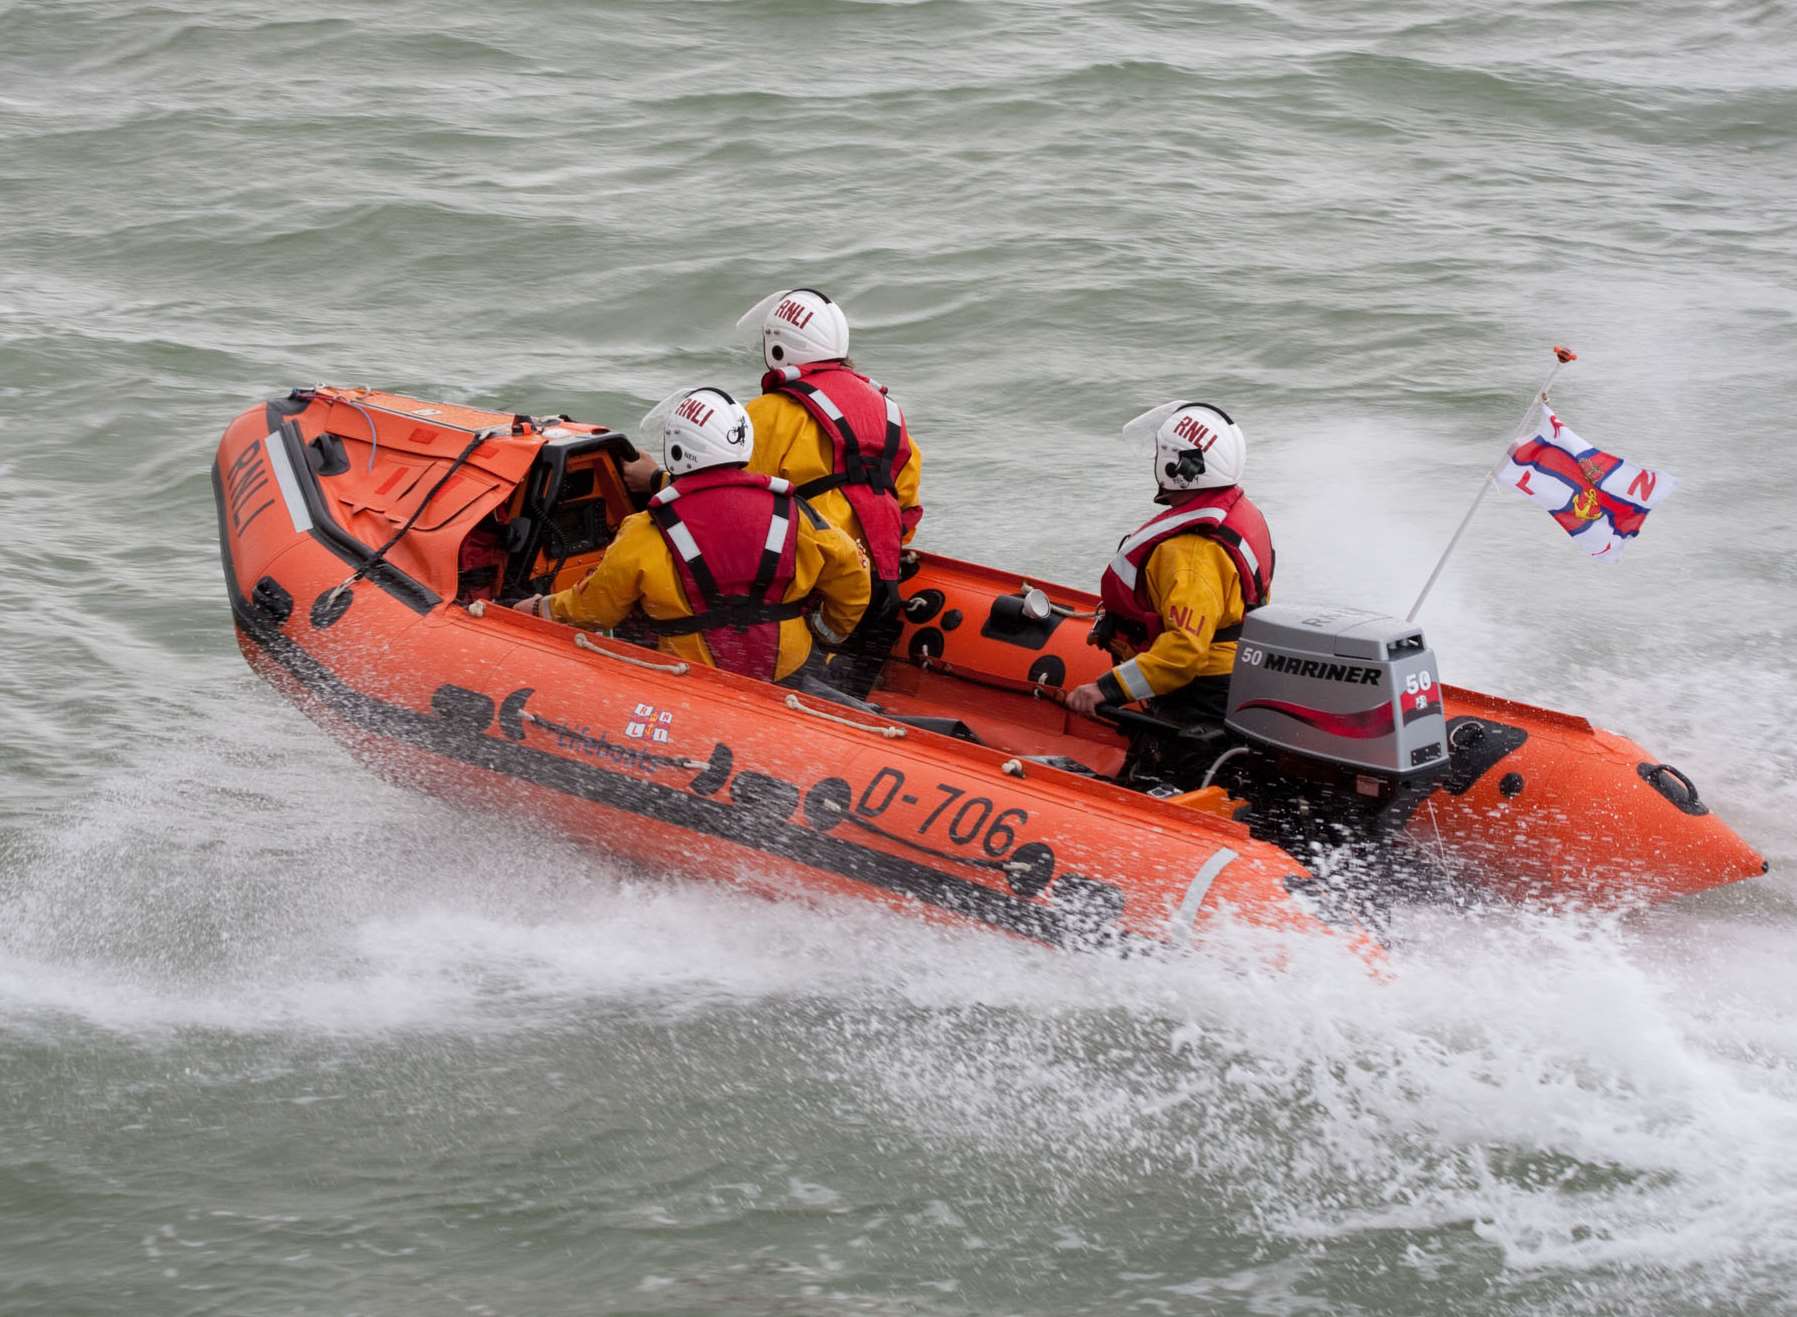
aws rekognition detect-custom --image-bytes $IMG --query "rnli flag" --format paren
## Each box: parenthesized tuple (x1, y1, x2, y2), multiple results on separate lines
(1495, 406, 1677, 562)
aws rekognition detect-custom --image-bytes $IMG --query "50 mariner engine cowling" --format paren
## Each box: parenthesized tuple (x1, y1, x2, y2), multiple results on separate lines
(1225, 605, 1449, 784)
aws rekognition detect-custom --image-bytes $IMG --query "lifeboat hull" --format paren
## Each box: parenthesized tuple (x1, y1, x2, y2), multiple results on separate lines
(212, 387, 1765, 952)
(884, 557, 1768, 907)
(212, 393, 1330, 953)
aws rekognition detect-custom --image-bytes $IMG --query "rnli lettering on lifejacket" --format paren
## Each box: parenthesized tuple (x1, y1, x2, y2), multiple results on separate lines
(1240, 646, 1382, 685)
(774, 298, 815, 330)
(674, 395, 716, 428)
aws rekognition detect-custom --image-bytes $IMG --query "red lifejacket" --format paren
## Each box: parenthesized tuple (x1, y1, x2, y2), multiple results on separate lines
(645, 468, 803, 681)
(1098, 486, 1274, 649)
(761, 360, 915, 582)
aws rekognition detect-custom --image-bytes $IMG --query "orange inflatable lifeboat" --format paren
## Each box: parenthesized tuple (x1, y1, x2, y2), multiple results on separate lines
(212, 387, 1765, 950)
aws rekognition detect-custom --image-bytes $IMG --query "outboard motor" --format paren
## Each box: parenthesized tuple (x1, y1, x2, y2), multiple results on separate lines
(1226, 604, 1449, 787)
(1216, 605, 1452, 886)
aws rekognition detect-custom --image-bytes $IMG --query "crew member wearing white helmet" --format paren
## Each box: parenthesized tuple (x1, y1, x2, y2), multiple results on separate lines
(1066, 402, 1274, 726)
(516, 387, 870, 685)
(744, 288, 923, 695)
(736, 287, 922, 564)
(624, 288, 923, 697)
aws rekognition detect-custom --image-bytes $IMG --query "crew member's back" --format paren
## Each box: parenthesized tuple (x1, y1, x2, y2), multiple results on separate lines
(514, 386, 869, 685)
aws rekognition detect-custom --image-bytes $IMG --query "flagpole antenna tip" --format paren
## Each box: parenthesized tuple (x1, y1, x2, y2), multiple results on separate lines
(1553, 345, 1578, 363)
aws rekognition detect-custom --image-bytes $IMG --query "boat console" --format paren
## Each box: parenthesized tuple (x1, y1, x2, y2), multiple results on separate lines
(498, 426, 640, 598)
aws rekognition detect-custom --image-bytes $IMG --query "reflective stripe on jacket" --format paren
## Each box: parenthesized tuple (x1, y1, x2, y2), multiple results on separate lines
(1094, 486, 1274, 704)
(545, 472, 870, 681)
(643, 469, 801, 682)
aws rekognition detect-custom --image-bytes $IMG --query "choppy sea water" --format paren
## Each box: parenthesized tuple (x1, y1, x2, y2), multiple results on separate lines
(3, 1, 1796, 1312)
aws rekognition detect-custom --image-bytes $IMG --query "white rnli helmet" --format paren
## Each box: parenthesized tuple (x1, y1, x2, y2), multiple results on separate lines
(639, 386, 754, 477)
(736, 287, 850, 371)
(1121, 400, 1246, 494)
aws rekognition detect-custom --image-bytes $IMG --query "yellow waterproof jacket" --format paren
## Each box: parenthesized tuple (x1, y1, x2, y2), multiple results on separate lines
(743, 391, 923, 553)
(1095, 536, 1245, 703)
(546, 504, 871, 681)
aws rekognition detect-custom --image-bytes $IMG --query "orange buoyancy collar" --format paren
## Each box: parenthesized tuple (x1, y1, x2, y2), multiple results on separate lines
(645, 468, 804, 681)
(1098, 485, 1274, 648)
(761, 360, 914, 582)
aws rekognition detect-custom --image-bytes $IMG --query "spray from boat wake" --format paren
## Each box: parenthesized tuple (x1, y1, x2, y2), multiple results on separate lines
(2, 682, 1794, 1311)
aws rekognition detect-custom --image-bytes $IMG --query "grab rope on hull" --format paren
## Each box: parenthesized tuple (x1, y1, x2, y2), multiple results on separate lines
(574, 630, 690, 674)
(784, 693, 907, 738)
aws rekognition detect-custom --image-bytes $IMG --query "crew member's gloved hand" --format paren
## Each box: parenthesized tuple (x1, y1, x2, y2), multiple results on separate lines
(619, 452, 663, 494)
(1066, 681, 1108, 716)
(512, 595, 549, 618)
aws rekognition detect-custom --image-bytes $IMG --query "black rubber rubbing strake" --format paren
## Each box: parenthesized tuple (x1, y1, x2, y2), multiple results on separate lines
(274, 421, 439, 615)
(214, 467, 1133, 952)
(730, 771, 801, 821)
(431, 685, 496, 731)
(264, 391, 313, 430)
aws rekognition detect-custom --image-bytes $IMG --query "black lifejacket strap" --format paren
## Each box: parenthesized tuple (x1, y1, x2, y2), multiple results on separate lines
(747, 493, 792, 601)
(648, 500, 722, 609)
(875, 394, 903, 495)
(648, 490, 803, 635)
(1195, 522, 1271, 603)
(776, 379, 899, 497)
(644, 598, 808, 637)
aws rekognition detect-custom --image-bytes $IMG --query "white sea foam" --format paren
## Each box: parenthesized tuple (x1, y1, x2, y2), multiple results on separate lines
(5, 693, 1796, 1313)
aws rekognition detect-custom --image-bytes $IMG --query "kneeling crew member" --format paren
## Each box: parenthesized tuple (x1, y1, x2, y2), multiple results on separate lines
(740, 288, 923, 697)
(622, 288, 921, 698)
(515, 387, 870, 684)
(736, 287, 922, 568)
(1066, 401, 1274, 726)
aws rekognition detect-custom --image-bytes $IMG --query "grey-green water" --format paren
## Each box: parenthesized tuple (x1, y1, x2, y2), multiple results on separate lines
(4, 1, 1797, 1312)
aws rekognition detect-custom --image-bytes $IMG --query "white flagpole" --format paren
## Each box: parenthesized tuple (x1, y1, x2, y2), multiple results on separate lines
(1405, 345, 1577, 623)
